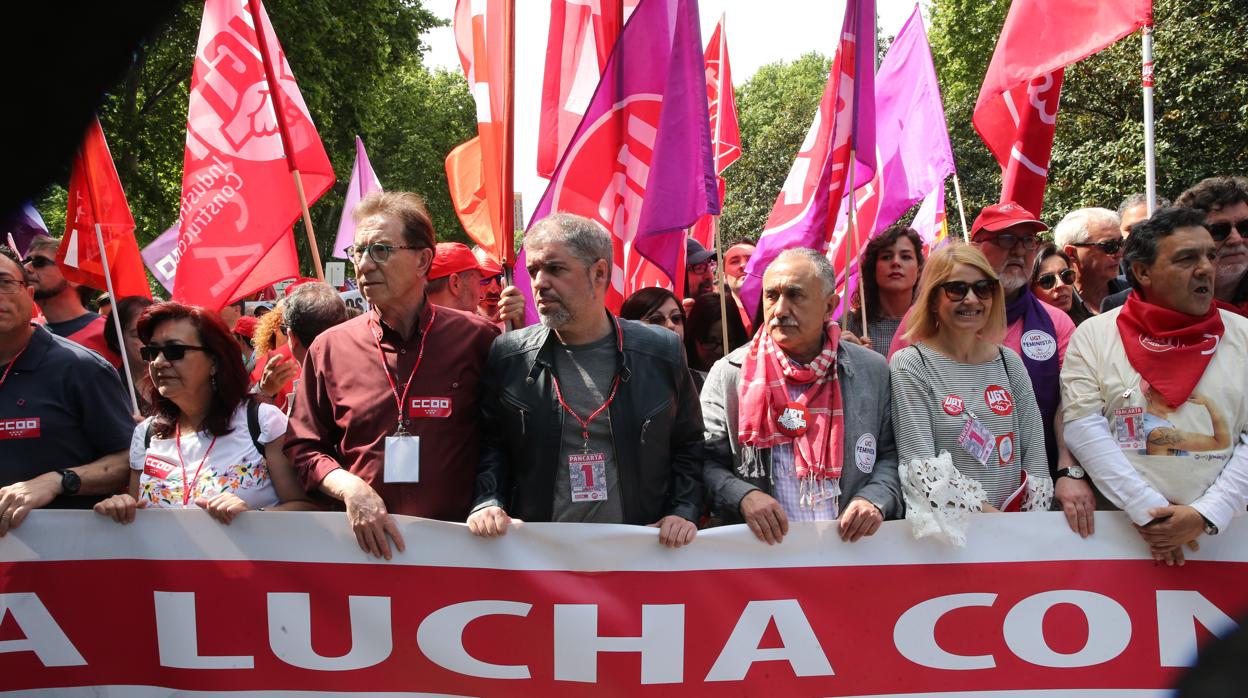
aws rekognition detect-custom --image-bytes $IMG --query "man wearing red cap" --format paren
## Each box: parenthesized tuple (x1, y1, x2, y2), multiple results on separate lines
(427, 242, 491, 313)
(889, 202, 1091, 537)
(472, 245, 505, 324)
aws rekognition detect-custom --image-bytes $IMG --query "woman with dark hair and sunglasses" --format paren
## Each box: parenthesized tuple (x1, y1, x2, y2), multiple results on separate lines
(619, 287, 686, 340)
(1030, 244, 1092, 326)
(93, 302, 315, 525)
(889, 245, 1051, 544)
(102, 295, 156, 415)
(845, 224, 925, 355)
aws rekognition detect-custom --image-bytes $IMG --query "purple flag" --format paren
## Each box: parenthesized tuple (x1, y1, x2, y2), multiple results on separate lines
(1, 203, 49, 258)
(140, 223, 182, 294)
(740, 0, 877, 318)
(332, 136, 384, 259)
(870, 6, 954, 232)
(518, 0, 717, 321)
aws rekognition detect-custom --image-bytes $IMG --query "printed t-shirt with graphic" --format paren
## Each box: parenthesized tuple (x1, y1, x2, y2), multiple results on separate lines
(551, 332, 624, 523)
(890, 344, 1049, 507)
(1062, 307, 1248, 507)
(129, 402, 288, 509)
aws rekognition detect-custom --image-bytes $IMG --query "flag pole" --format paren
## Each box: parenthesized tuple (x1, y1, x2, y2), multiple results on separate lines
(246, 0, 325, 282)
(1141, 22, 1157, 215)
(951, 172, 971, 242)
(93, 223, 141, 416)
(502, 0, 517, 331)
(6, 233, 18, 255)
(844, 149, 869, 336)
(713, 13, 730, 355)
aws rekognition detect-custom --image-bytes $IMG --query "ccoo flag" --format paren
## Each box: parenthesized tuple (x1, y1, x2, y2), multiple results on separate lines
(974, 0, 1150, 215)
(58, 117, 151, 300)
(173, 0, 334, 310)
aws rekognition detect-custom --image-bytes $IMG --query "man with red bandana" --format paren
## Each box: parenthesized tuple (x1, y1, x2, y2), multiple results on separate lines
(1063, 207, 1248, 567)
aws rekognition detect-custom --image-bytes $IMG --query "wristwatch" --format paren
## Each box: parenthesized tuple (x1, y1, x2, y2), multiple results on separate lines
(56, 469, 81, 496)
(1202, 515, 1219, 536)
(1056, 465, 1086, 480)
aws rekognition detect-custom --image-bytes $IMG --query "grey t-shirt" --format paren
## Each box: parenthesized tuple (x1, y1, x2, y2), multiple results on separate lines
(551, 332, 625, 523)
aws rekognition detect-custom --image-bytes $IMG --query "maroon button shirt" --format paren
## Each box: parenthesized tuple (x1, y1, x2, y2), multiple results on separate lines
(284, 301, 498, 520)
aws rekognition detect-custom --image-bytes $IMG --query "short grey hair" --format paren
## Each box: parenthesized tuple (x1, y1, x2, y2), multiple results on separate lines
(771, 247, 837, 297)
(1117, 193, 1171, 219)
(283, 282, 348, 347)
(1053, 207, 1121, 248)
(525, 213, 613, 271)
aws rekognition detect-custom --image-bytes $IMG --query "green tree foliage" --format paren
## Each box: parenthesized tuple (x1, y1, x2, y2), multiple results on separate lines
(720, 52, 831, 243)
(35, 0, 476, 282)
(929, 0, 1248, 223)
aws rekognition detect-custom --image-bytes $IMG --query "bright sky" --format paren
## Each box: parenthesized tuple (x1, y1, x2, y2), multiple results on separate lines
(421, 1, 930, 225)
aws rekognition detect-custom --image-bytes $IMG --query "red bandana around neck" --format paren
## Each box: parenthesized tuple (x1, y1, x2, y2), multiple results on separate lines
(738, 324, 845, 482)
(1116, 294, 1224, 408)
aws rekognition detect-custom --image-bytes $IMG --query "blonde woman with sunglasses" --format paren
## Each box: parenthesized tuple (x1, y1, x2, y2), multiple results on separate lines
(889, 244, 1052, 545)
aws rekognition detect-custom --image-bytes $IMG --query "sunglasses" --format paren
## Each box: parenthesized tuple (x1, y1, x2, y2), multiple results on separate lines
(139, 344, 207, 362)
(977, 233, 1041, 252)
(940, 279, 1000, 302)
(1070, 239, 1124, 255)
(1035, 268, 1077, 290)
(22, 255, 56, 269)
(478, 274, 503, 287)
(1207, 219, 1248, 242)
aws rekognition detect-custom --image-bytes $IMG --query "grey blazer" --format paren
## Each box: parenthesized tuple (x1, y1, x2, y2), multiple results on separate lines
(700, 339, 902, 523)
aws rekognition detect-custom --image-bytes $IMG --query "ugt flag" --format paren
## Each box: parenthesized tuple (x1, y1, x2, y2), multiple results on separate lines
(58, 117, 151, 300)
(974, 0, 1150, 215)
(741, 0, 876, 318)
(174, 0, 334, 310)
(526, 0, 719, 315)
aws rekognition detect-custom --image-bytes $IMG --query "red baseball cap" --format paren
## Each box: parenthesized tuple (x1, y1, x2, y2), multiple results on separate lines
(233, 316, 259, 339)
(971, 201, 1049, 238)
(429, 242, 489, 280)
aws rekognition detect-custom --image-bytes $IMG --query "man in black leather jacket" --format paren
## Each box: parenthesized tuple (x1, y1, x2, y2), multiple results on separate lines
(467, 213, 704, 547)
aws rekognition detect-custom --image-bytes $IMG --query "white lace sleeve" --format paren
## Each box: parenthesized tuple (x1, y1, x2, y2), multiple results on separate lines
(1020, 474, 1054, 512)
(900, 451, 987, 548)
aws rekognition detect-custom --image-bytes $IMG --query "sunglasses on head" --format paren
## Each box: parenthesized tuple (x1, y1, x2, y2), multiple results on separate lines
(1207, 219, 1248, 242)
(1070, 239, 1124, 255)
(1035, 268, 1077, 290)
(139, 344, 207, 362)
(22, 255, 56, 269)
(940, 279, 1000, 302)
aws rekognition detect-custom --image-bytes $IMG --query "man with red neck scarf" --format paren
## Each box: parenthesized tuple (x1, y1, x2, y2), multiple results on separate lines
(1062, 207, 1248, 566)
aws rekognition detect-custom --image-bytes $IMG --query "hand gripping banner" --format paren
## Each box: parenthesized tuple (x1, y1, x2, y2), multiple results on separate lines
(1, 511, 1245, 696)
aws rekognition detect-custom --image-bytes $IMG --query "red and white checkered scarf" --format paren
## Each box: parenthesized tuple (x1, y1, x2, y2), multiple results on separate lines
(738, 323, 844, 482)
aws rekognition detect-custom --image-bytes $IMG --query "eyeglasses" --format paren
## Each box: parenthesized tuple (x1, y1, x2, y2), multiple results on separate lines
(1207, 219, 1248, 242)
(1070, 239, 1124, 255)
(22, 255, 56, 269)
(645, 312, 685, 327)
(690, 261, 716, 275)
(139, 344, 207, 362)
(478, 274, 503, 287)
(940, 279, 1000, 302)
(1035, 269, 1077, 290)
(976, 233, 1041, 252)
(342, 242, 423, 265)
(0, 278, 27, 294)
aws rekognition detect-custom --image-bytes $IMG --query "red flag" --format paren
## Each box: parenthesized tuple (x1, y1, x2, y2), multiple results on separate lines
(173, 0, 334, 311)
(445, 0, 514, 264)
(58, 117, 151, 299)
(974, 0, 1150, 215)
(690, 15, 741, 248)
(536, 0, 633, 179)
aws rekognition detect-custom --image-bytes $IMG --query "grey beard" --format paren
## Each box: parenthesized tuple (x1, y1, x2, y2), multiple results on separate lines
(538, 304, 573, 329)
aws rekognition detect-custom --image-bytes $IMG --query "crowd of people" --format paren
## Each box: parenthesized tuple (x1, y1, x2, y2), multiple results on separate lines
(3, 176, 1247, 568)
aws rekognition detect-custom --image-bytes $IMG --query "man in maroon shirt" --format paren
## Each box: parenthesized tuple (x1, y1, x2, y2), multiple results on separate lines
(285, 192, 498, 559)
